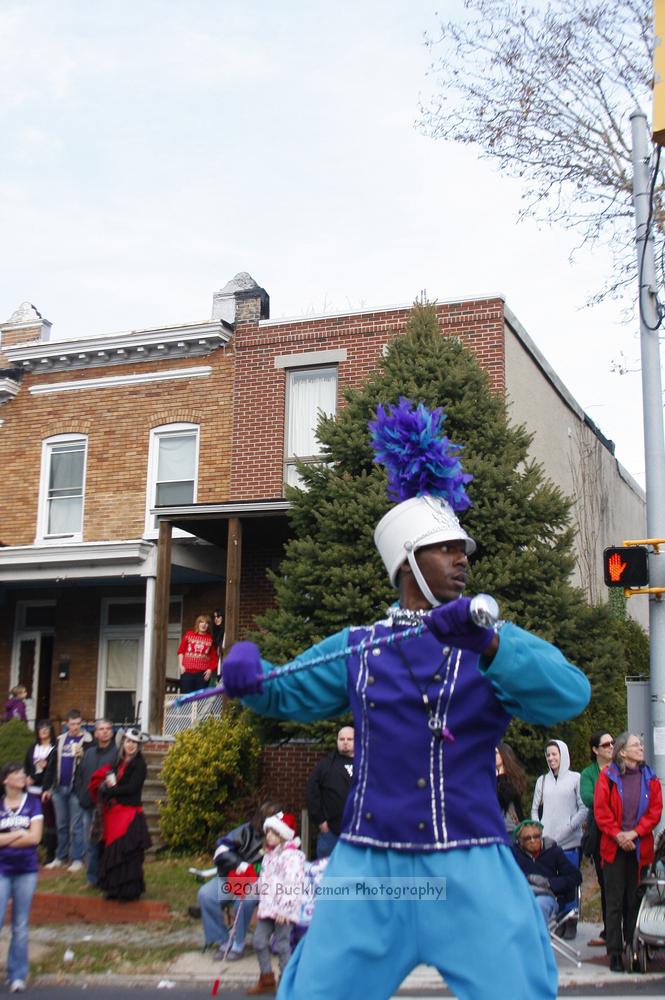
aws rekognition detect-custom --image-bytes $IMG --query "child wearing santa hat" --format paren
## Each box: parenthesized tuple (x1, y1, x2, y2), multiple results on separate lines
(247, 811, 305, 996)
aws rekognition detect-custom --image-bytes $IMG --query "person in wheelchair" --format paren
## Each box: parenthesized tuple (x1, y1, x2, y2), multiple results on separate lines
(197, 800, 282, 960)
(512, 820, 582, 932)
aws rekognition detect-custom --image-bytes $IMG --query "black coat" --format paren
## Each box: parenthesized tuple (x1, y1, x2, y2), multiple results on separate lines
(511, 836, 581, 908)
(213, 821, 263, 877)
(24, 743, 56, 789)
(306, 750, 353, 835)
(98, 754, 147, 807)
(497, 775, 523, 818)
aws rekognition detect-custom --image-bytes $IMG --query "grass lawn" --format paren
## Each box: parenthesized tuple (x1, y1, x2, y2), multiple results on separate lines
(29, 935, 193, 976)
(580, 857, 602, 922)
(36, 851, 210, 916)
(31, 853, 213, 976)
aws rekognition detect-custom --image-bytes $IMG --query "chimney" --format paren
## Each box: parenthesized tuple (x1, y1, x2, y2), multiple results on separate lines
(0, 303, 52, 355)
(212, 273, 269, 326)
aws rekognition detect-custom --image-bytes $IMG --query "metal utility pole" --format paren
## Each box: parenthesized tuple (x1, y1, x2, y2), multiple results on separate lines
(630, 110, 665, 801)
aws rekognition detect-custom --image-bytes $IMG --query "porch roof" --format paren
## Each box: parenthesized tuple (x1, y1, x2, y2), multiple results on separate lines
(152, 498, 290, 547)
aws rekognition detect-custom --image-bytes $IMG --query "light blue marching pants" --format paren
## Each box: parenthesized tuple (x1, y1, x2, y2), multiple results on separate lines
(277, 842, 557, 1000)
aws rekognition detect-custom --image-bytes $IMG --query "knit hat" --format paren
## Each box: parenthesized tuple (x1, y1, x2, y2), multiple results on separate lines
(263, 811, 297, 841)
(513, 819, 543, 841)
(369, 398, 475, 607)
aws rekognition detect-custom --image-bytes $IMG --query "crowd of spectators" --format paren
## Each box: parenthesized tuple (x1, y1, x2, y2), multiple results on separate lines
(509, 730, 662, 975)
(2, 664, 662, 989)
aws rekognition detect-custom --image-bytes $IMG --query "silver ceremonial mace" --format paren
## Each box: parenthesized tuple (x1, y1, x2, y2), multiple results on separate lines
(469, 593, 500, 629)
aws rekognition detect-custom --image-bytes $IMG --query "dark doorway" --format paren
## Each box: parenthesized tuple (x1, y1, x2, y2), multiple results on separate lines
(35, 634, 53, 721)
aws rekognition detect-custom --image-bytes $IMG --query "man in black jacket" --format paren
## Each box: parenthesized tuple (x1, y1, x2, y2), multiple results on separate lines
(512, 820, 581, 926)
(76, 719, 119, 887)
(306, 726, 354, 858)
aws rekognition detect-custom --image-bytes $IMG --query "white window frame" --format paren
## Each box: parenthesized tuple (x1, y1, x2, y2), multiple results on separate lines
(96, 596, 183, 721)
(144, 423, 199, 537)
(284, 365, 337, 488)
(36, 433, 88, 542)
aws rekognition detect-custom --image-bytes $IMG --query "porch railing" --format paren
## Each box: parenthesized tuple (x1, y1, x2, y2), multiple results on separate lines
(161, 683, 224, 736)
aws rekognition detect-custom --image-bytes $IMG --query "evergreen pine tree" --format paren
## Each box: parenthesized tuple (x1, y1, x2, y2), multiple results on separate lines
(250, 303, 641, 771)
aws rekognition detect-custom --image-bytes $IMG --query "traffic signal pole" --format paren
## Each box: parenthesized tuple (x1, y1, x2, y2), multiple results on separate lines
(630, 111, 665, 803)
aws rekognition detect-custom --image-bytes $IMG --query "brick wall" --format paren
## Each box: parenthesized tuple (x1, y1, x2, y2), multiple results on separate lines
(237, 529, 287, 637)
(259, 742, 325, 817)
(0, 322, 43, 355)
(231, 298, 506, 500)
(0, 348, 233, 546)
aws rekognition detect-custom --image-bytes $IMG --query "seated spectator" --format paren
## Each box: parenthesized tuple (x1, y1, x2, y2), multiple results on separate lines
(198, 801, 282, 960)
(512, 820, 581, 927)
(305, 726, 354, 859)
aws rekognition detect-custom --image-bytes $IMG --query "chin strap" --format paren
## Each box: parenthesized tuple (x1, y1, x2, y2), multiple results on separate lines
(404, 541, 439, 608)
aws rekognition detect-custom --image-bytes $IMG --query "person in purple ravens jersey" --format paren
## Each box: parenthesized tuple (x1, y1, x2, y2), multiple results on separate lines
(0, 762, 44, 993)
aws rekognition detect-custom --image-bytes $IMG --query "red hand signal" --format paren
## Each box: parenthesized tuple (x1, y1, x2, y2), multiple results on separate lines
(608, 552, 627, 582)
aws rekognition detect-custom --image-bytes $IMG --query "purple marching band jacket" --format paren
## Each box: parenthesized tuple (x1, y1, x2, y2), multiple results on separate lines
(243, 609, 591, 852)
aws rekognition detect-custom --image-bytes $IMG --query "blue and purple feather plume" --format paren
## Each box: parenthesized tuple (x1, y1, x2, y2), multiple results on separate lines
(369, 397, 472, 510)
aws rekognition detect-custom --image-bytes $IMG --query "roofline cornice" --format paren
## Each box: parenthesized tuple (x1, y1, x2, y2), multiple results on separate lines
(3, 319, 233, 373)
(0, 377, 20, 404)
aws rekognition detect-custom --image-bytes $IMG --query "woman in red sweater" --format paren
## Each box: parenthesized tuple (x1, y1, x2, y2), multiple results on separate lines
(177, 615, 218, 694)
(593, 731, 662, 972)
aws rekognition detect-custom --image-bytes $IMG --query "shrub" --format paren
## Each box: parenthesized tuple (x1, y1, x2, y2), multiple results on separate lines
(159, 707, 261, 853)
(0, 719, 34, 770)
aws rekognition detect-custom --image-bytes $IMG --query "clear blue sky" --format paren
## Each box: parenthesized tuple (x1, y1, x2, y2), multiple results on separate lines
(0, 0, 649, 487)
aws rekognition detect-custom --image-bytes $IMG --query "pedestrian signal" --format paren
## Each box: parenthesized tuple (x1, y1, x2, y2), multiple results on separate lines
(603, 546, 649, 588)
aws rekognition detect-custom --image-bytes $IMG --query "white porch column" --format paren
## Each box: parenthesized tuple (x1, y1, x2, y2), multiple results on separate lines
(141, 557, 157, 732)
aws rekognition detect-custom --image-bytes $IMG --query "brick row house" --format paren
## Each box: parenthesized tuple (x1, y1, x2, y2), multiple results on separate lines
(0, 275, 646, 733)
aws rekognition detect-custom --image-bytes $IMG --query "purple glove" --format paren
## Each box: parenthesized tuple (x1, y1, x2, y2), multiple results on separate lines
(424, 597, 496, 654)
(222, 641, 265, 699)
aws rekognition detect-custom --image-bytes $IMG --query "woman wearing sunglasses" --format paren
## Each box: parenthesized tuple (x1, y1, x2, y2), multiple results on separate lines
(580, 731, 614, 946)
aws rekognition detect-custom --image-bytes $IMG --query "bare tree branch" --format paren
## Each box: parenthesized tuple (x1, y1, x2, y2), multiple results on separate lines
(418, 0, 661, 304)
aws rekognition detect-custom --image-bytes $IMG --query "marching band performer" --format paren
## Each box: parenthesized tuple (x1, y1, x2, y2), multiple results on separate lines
(223, 398, 590, 1000)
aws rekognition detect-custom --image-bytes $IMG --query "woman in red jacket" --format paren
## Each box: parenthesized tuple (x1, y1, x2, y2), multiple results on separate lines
(593, 731, 662, 973)
(177, 614, 218, 694)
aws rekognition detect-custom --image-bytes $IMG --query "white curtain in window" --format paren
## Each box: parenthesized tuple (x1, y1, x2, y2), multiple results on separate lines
(157, 433, 196, 481)
(48, 496, 82, 534)
(47, 443, 85, 534)
(106, 638, 139, 689)
(287, 369, 337, 458)
(155, 432, 196, 505)
(49, 446, 84, 493)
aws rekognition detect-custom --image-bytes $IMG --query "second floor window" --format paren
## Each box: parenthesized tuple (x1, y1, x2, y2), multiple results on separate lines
(285, 367, 337, 488)
(146, 424, 199, 533)
(39, 435, 87, 540)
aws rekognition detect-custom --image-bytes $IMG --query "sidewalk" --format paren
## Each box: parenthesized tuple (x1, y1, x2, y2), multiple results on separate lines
(166, 920, 665, 992)
(23, 919, 658, 993)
